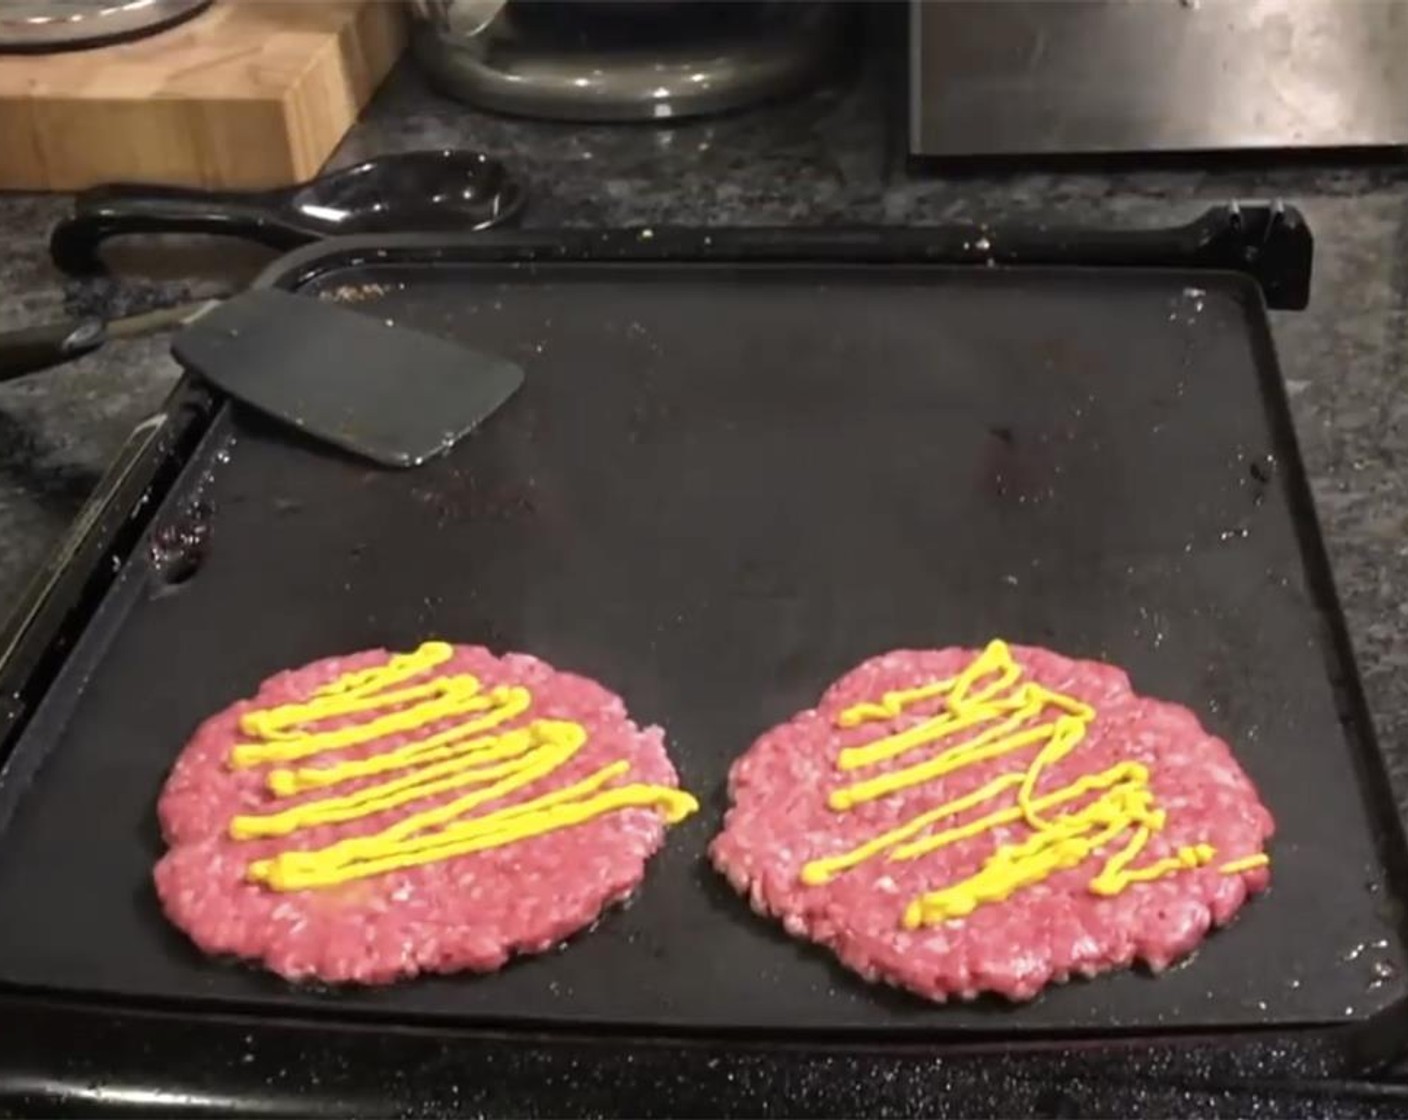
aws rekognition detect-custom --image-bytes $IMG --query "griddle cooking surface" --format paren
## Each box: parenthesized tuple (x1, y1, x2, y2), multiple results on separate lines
(0, 262, 1402, 1036)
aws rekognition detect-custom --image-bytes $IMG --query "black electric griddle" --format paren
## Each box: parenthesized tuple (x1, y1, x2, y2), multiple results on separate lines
(3, 209, 1408, 1113)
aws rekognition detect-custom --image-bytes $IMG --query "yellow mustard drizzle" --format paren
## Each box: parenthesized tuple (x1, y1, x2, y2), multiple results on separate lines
(225, 640, 698, 892)
(800, 640, 1269, 929)
(1218, 853, 1270, 875)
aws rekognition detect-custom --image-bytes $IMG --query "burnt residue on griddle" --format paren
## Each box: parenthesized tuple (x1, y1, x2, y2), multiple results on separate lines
(461, 475, 539, 522)
(404, 463, 540, 530)
(1250, 454, 1277, 484)
(1248, 452, 1278, 508)
(317, 282, 399, 305)
(146, 440, 231, 589)
(148, 498, 212, 587)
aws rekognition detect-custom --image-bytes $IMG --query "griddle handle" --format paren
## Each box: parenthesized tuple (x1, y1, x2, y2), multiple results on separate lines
(319, 202, 1309, 311)
(49, 184, 311, 276)
(1088, 202, 1313, 311)
(938, 202, 1311, 311)
(858, 202, 1312, 310)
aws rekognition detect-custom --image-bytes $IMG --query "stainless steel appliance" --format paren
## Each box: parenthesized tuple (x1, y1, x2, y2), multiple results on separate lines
(910, 0, 1408, 157)
(0, 0, 210, 51)
(409, 0, 847, 122)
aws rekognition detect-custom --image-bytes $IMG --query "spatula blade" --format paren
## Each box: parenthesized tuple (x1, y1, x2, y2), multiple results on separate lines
(171, 288, 523, 468)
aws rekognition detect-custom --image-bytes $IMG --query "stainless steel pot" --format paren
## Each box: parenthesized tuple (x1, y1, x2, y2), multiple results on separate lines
(406, 0, 848, 122)
(0, 0, 211, 51)
(407, 0, 508, 41)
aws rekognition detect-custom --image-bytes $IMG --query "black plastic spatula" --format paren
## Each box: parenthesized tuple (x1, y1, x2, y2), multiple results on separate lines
(171, 289, 524, 468)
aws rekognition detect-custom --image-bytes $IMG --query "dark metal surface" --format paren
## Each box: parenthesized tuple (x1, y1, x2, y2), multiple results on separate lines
(271, 206, 1319, 312)
(0, 232, 1402, 1058)
(6, 997, 1408, 1119)
(910, 0, 1408, 157)
(2, 224, 1407, 1114)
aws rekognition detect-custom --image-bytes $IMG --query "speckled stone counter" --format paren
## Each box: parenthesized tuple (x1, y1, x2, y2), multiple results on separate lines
(2, 57, 1408, 1084)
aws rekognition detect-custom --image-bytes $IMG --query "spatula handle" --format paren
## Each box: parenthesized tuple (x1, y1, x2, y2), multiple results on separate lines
(0, 318, 106, 382)
(49, 184, 311, 276)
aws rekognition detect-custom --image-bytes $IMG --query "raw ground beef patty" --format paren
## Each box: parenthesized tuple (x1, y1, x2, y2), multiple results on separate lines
(709, 639, 1274, 1003)
(155, 641, 696, 984)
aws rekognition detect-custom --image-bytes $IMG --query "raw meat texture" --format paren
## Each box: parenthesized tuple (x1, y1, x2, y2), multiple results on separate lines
(709, 643, 1275, 1003)
(155, 644, 686, 984)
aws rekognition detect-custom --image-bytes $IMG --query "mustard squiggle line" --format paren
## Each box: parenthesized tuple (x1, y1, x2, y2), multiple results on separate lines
(801, 640, 1268, 928)
(224, 641, 697, 891)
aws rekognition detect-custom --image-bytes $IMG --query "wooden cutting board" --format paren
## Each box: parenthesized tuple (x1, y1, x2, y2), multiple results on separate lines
(0, 0, 406, 191)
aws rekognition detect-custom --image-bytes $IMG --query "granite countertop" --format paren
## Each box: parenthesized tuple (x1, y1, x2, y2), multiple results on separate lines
(2, 44, 1408, 1052)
